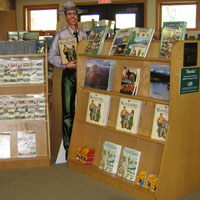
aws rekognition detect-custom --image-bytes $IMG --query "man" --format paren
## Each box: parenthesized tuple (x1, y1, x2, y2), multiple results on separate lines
(48, 1, 87, 159)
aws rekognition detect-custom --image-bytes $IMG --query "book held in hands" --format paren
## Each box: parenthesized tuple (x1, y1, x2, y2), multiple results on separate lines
(99, 141, 122, 174)
(86, 92, 111, 126)
(58, 37, 77, 64)
(118, 146, 141, 182)
(84, 57, 115, 91)
(120, 66, 140, 95)
(116, 98, 142, 134)
(151, 104, 169, 142)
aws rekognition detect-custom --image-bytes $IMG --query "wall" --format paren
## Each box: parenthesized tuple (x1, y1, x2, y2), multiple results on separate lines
(16, 0, 156, 31)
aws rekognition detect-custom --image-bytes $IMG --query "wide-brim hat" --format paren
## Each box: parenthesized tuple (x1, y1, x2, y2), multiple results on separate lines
(60, 1, 83, 14)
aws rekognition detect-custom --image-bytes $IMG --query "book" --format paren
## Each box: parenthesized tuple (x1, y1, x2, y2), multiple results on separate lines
(99, 141, 122, 174)
(120, 66, 140, 95)
(86, 92, 111, 126)
(159, 21, 187, 58)
(108, 28, 133, 56)
(8, 31, 18, 41)
(84, 58, 115, 91)
(116, 98, 142, 134)
(125, 27, 155, 57)
(58, 37, 77, 64)
(17, 131, 36, 157)
(0, 133, 10, 158)
(151, 104, 169, 141)
(150, 64, 170, 101)
(84, 26, 109, 55)
(118, 147, 141, 182)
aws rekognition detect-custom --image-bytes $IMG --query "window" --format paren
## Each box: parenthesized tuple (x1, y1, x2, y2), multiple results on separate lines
(80, 14, 100, 22)
(115, 13, 136, 29)
(162, 5, 196, 28)
(157, 0, 199, 31)
(24, 4, 59, 35)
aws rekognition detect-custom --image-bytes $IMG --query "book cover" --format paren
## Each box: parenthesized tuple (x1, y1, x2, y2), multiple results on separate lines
(125, 28, 155, 57)
(99, 141, 122, 174)
(17, 131, 36, 157)
(86, 92, 111, 126)
(84, 26, 109, 55)
(58, 37, 77, 64)
(84, 58, 115, 91)
(116, 98, 142, 134)
(108, 28, 133, 56)
(120, 66, 140, 95)
(151, 104, 169, 141)
(0, 133, 10, 158)
(118, 147, 141, 182)
(150, 64, 170, 101)
(159, 21, 187, 58)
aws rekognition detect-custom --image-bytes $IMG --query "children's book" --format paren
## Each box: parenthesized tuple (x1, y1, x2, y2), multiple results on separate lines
(84, 26, 109, 55)
(116, 98, 142, 134)
(99, 141, 122, 174)
(125, 28, 155, 57)
(159, 21, 187, 58)
(151, 104, 169, 141)
(84, 58, 115, 91)
(120, 66, 140, 95)
(58, 37, 77, 64)
(108, 28, 133, 56)
(118, 147, 141, 182)
(86, 92, 111, 126)
(17, 131, 36, 157)
(150, 64, 170, 101)
(0, 133, 10, 158)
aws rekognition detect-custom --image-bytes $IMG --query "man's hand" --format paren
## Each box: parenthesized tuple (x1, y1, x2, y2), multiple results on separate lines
(65, 60, 77, 69)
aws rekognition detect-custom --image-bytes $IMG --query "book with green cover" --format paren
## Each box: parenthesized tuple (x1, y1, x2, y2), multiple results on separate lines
(159, 21, 187, 58)
(84, 26, 109, 55)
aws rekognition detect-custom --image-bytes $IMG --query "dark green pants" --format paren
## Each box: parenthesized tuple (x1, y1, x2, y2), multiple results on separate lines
(61, 69, 76, 158)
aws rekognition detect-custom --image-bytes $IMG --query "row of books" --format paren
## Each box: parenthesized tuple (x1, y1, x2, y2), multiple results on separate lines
(0, 94, 46, 121)
(99, 141, 141, 182)
(84, 57, 170, 101)
(83, 21, 186, 58)
(86, 92, 169, 142)
(0, 58, 44, 85)
(0, 131, 36, 158)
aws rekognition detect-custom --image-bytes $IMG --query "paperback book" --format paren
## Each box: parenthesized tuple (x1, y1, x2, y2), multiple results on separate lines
(109, 28, 133, 56)
(0, 133, 10, 158)
(116, 98, 142, 134)
(159, 21, 187, 58)
(84, 57, 115, 91)
(99, 141, 122, 174)
(58, 37, 77, 64)
(17, 131, 36, 157)
(120, 66, 140, 95)
(125, 27, 155, 57)
(151, 104, 169, 141)
(84, 26, 109, 55)
(150, 64, 170, 101)
(86, 92, 111, 126)
(118, 147, 141, 182)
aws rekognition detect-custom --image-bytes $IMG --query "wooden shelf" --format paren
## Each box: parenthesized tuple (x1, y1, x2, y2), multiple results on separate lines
(68, 40, 200, 200)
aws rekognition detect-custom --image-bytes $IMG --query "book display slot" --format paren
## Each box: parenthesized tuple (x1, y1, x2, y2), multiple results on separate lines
(68, 40, 200, 200)
(0, 47, 51, 168)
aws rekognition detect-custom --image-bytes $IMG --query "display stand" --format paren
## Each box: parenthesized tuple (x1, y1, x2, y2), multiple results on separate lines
(67, 39, 200, 200)
(0, 45, 51, 168)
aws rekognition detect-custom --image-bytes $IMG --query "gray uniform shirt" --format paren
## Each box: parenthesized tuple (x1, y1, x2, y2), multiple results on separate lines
(48, 25, 87, 69)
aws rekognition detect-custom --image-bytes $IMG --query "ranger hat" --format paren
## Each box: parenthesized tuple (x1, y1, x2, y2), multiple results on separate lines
(60, 1, 83, 14)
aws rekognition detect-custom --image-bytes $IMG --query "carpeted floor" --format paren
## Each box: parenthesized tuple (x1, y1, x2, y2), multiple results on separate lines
(0, 163, 199, 200)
